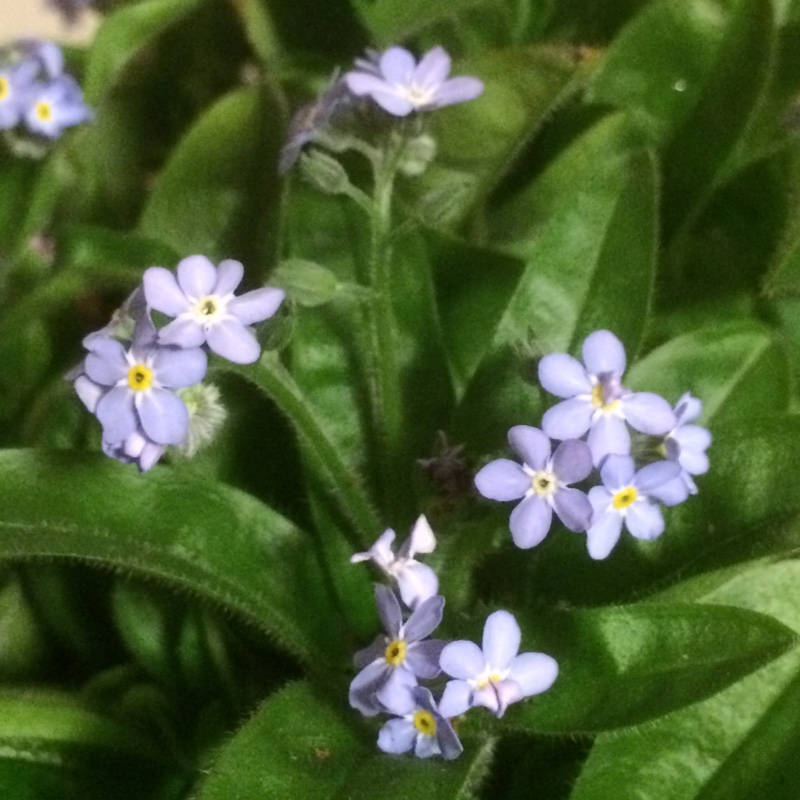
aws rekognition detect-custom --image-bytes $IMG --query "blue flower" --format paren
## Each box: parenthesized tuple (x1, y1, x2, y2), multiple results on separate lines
(474, 426, 593, 549)
(378, 686, 462, 760)
(82, 315, 207, 447)
(439, 610, 558, 719)
(349, 585, 446, 716)
(143, 256, 285, 364)
(538, 330, 677, 466)
(344, 46, 484, 117)
(585, 454, 681, 559)
(23, 74, 92, 138)
(0, 63, 32, 130)
(351, 515, 439, 610)
(663, 392, 711, 500)
(102, 427, 165, 473)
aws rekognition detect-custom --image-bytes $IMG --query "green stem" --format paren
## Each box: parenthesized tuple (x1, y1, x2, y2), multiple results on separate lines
(219, 355, 380, 544)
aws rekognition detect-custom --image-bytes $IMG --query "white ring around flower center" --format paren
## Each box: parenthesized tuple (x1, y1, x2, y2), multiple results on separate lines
(531, 469, 558, 498)
(397, 83, 435, 108)
(193, 295, 226, 324)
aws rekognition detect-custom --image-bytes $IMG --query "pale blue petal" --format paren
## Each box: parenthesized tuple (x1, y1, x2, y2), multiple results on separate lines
(635, 460, 681, 494)
(378, 718, 416, 754)
(680, 448, 709, 475)
(675, 392, 702, 424)
(586, 511, 623, 560)
(131, 314, 158, 352)
(625, 501, 665, 541)
(587, 415, 630, 466)
(349, 661, 388, 716)
(353, 636, 385, 669)
(472, 684, 501, 715)
(541, 398, 593, 439)
(403, 594, 444, 642)
(74, 375, 104, 413)
(538, 353, 592, 397)
(375, 584, 402, 637)
(599, 453, 635, 489)
(396, 562, 439, 610)
(406, 639, 445, 678)
(84, 338, 127, 385)
(482, 610, 520, 670)
(440, 640, 484, 680)
(96, 386, 137, 443)
(588, 485, 612, 513)
(434, 77, 484, 107)
(213, 259, 244, 295)
(401, 515, 436, 558)
(649, 476, 690, 506)
(152, 346, 207, 388)
(176, 255, 216, 298)
(376, 669, 418, 712)
(508, 425, 550, 470)
(414, 46, 450, 87)
(379, 46, 416, 82)
(622, 392, 676, 435)
(351, 528, 395, 565)
(474, 459, 529, 501)
(206, 318, 261, 364)
(438, 680, 473, 718)
(582, 330, 626, 376)
(143, 266, 187, 317)
(138, 441, 165, 473)
(673, 424, 712, 455)
(552, 488, 592, 532)
(436, 720, 463, 760)
(367, 90, 414, 116)
(551, 439, 593, 483)
(414, 733, 441, 758)
(492, 679, 525, 718)
(509, 495, 552, 549)
(137, 388, 189, 445)
(508, 652, 558, 697)
(158, 317, 206, 349)
(345, 72, 389, 96)
(228, 287, 285, 325)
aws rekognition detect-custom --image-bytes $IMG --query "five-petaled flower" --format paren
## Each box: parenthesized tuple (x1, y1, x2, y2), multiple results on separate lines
(378, 686, 462, 760)
(144, 255, 285, 364)
(585, 454, 681, 560)
(474, 426, 593, 549)
(538, 330, 676, 467)
(439, 610, 558, 719)
(349, 585, 446, 716)
(351, 515, 438, 609)
(344, 46, 484, 117)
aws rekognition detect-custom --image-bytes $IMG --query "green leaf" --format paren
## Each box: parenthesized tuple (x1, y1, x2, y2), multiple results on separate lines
(84, 0, 207, 104)
(138, 85, 284, 267)
(195, 681, 496, 800)
(459, 601, 795, 735)
(351, 0, 490, 42)
(627, 321, 790, 422)
(0, 450, 346, 667)
(570, 559, 800, 800)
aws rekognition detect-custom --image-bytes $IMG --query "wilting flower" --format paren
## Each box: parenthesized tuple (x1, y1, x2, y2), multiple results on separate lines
(539, 330, 676, 466)
(143, 256, 285, 364)
(585, 454, 681, 560)
(378, 686, 462, 760)
(475, 426, 593, 549)
(439, 610, 558, 719)
(349, 586, 445, 716)
(82, 315, 207, 447)
(351, 515, 438, 609)
(344, 46, 484, 117)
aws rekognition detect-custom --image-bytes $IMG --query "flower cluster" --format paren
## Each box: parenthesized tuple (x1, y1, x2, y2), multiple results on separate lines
(350, 518, 558, 759)
(475, 330, 711, 559)
(71, 255, 284, 472)
(0, 40, 91, 144)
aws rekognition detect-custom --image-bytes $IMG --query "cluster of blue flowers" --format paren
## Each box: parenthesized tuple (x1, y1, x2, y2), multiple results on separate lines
(0, 40, 91, 144)
(475, 330, 711, 559)
(350, 517, 558, 759)
(72, 255, 285, 472)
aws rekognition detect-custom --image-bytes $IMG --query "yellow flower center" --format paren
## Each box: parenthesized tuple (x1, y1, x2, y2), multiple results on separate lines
(531, 471, 556, 497)
(0, 77, 9, 102)
(384, 639, 407, 666)
(476, 672, 502, 690)
(127, 364, 154, 391)
(612, 487, 638, 510)
(591, 383, 619, 413)
(35, 101, 53, 122)
(412, 710, 436, 736)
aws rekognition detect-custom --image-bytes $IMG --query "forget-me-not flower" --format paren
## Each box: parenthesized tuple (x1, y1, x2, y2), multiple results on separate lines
(344, 46, 484, 117)
(585, 454, 681, 560)
(23, 74, 92, 138)
(663, 392, 711, 500)
(143, 256, 285, 364)
(378, 686, 462, 760)
(474, 426, 593, 549)
(82, 315, 207, 447)
(539, 330, 677, 466)
(351, 515, 438, 610)
(349, 585, 445, 716)
(439, 610, 558, 719)
(102, 427, 165, 473)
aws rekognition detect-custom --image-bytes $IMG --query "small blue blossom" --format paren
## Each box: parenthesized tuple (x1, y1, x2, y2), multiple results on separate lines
(439, 610, 558, 719)
(585, 454, 681, 560)
(344, 46, 484, 117)
(351, 515, 438, 610)
(475, 426, 593, 549)
(102, 427, 165, 473)
(0, 63, 32, 130)
(82, 314, 207, 447)
(538, 330, 677, 466)
(349, 585, 446, 716)
(23, 74, 92, 138)
(143, 256, 285, 364)
(378, 686, 462, 760)
(663, 392, 711, 500)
